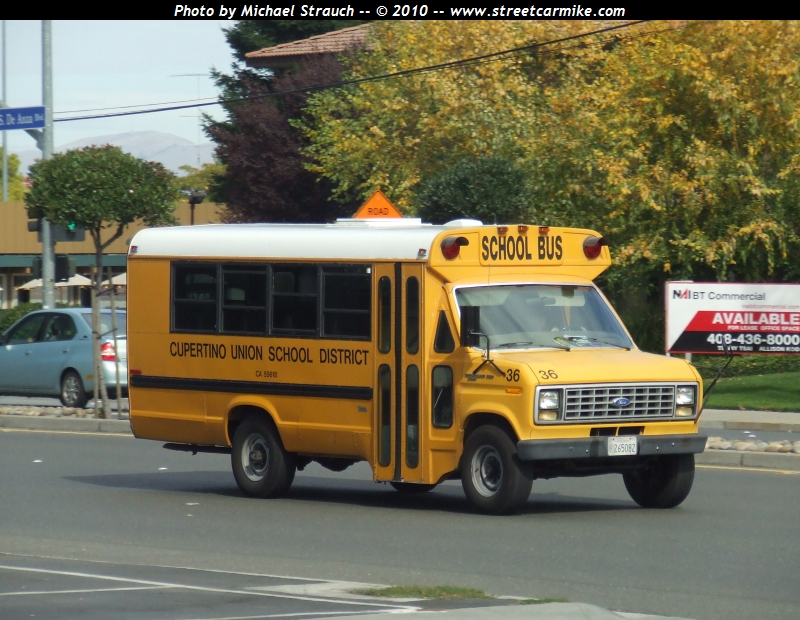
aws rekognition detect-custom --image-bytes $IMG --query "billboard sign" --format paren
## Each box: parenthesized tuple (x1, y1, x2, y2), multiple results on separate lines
(666, 282, 800, 355)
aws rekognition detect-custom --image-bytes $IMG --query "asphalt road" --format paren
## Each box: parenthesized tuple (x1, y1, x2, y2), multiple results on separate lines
(0, 429, 797, 620)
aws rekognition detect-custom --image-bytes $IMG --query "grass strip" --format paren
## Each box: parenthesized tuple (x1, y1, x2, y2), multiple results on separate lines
(353, 585, 490, 599)
(704, 371, 800, 412)
(518, 597, 569, 605)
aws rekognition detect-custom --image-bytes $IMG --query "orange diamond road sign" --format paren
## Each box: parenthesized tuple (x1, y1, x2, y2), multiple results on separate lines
(353, 191, 403, 219)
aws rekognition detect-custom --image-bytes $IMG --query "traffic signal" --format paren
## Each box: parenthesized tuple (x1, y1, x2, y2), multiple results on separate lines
(27, 219, 85, 242)
(55, 255, 76, 282)
(30, 255, 75, 282)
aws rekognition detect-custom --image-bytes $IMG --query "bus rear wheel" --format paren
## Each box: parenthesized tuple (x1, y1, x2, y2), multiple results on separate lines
(623, 454, 695, 509)
(461, 425, 532, 515)
(231, 416, 296, 498)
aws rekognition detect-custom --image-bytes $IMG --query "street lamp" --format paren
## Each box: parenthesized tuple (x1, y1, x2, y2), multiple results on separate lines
(187, 189, 206, 226)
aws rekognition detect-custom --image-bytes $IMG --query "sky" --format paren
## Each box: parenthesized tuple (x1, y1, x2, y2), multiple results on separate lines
(1, 20, 239, 155)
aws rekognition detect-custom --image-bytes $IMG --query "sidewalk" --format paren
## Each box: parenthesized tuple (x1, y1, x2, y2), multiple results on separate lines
(1, 406, 798, 470)
(333, 602, 695, 620)
(700, 408, 800, 432)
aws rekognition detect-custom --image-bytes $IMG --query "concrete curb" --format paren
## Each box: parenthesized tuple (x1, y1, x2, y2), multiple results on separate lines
(700, 420, 800, 432)
(0, 415, 132, 434)
(696, 449, 800, 471)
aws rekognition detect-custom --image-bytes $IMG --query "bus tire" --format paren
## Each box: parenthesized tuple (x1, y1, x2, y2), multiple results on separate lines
(623, 454, 695, 509)
(460, 425, 532, 515)
(231, 416, 296, 498)
(390, 482, 436, 493)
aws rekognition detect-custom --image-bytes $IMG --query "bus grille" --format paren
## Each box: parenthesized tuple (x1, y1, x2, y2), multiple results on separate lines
(564, 384, 675, 421)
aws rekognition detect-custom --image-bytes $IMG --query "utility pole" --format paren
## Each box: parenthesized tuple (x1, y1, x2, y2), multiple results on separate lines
(40, 20, 55, 309)
(2, 20, 7, 202)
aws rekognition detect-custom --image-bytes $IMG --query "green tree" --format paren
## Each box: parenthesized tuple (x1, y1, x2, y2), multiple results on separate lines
(299, 20, 800, 349)
(25, 145, 179, 414)
(208, 20, 368, 222)
(174, 161, 226, 199)
(0, 148, 27, 201)
(416, 157, 532, 224)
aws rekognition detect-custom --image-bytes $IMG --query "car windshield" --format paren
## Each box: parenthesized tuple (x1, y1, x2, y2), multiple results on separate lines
(455, 284, 633, 350)
(80, 311, 126, 338)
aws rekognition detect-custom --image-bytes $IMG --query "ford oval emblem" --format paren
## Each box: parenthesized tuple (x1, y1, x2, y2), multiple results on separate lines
(611, 397, 631, 408)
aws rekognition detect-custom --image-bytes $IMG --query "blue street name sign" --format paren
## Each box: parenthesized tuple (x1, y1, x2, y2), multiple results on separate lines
(0, 106, 46, 131)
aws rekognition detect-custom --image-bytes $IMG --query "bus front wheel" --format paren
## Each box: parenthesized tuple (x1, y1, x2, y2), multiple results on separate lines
(461, 425, 532, 515)
(623, 454, 695, 509)
(231, 416, 296, 498)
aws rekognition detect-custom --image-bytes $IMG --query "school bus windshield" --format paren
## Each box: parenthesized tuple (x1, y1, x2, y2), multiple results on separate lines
(455, 284, 633, 350)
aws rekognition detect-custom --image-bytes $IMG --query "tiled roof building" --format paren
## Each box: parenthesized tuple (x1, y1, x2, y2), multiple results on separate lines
(245, 25, 371, 69)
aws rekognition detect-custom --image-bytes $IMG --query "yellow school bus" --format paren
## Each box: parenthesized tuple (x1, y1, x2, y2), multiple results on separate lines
(127, 216, 706, 514)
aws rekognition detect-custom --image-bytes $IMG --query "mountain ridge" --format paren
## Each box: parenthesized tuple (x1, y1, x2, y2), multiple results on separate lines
(15, 131, 216, 175)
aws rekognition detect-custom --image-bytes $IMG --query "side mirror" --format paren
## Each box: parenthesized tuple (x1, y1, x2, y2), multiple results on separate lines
(460, 306, 482, 348)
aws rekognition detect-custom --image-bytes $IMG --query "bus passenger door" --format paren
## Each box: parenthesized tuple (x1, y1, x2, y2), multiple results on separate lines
(373, 263, 425, 483)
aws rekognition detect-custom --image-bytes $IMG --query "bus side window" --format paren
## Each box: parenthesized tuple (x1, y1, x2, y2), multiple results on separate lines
(378, 364, 392, 467)
(406, 364, 420, 468)
(322, 265, 371, 340)
(433, 310, 455, 353)
(172, 263, 217, 333)
(378, 276, 391, 353)
(272, 265, 318, 335)
(221, 265, 267, 335)
(406, 277, 419, 354)
(432, 366, 454, 429)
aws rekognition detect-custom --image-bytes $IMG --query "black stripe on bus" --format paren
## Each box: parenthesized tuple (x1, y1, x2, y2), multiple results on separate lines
(130, 375, 372, 400)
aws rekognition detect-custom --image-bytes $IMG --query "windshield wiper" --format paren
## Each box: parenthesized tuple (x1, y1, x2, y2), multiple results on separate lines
(562, 335, 631, 351)
(495, 341, 572, 351)
(494, 341, 540, 349)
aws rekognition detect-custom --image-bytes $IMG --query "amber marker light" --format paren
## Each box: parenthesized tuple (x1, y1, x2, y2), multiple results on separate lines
(538, 226, 550, 235)
(497, 226, 509, 235)
(517, 225, 528, 233)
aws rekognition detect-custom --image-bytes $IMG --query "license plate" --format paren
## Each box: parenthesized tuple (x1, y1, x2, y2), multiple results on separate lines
(608, 436, 638, 456)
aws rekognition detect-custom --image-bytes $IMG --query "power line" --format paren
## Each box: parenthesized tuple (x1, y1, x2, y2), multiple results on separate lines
(54, 20, 650, 124)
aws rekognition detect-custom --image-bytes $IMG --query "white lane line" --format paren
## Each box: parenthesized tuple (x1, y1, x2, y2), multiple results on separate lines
(0, 585, 171, 597)
(697, 464, 800, 475)
(181, 611, 392, 620)
(0, 551, 376, 586)
(0, 428, 132, 437)
(0, 565, 415, 611)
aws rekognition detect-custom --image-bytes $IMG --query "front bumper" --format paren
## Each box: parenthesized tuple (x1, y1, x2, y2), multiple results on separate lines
(517, 434, 707, 461)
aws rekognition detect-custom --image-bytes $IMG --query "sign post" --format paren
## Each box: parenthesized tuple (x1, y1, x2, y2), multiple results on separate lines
(666, 282, 800, 355)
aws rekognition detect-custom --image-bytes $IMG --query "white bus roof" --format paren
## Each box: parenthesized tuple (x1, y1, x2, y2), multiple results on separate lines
(129, 221, 475, 261)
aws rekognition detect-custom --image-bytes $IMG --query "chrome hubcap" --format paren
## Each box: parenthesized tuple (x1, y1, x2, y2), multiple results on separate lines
(242, 434, 269, 482)
(471, 445, 503, 497)
(62, 376, 80, 406)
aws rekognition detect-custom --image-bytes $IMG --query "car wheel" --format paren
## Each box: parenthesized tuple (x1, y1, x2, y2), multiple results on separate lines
(231, 416, 296, 498)
(460, 425, 532, 515)
(623, 454, 695, 509)
(60, 370, 87, 408)
(390, 481, 437, 493)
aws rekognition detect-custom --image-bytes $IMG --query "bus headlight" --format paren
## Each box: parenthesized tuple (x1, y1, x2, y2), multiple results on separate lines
(675, 386, 696, 417)
(537, 390, 561, 422)
(676, 386, 695, 405)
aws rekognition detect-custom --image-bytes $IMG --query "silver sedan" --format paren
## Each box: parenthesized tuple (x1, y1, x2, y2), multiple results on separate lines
(0, 308, 126, 408)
